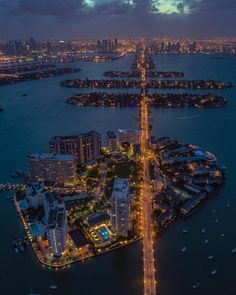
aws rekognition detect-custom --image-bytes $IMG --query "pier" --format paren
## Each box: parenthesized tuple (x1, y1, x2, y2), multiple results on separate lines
(0, 183, 25, 192)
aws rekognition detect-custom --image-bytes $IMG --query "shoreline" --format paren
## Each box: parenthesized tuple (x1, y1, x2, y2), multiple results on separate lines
(14, 195, 141, 269)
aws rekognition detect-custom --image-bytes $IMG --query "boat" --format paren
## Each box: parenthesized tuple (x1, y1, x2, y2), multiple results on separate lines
(14, 247, 20, 254)
(22, 94, 28, 97)
(20, 244, 25, 252)
(0, 105, 3, 111)
(211, 270, 217, 275)
(182, 246, 187, 252)
(208, 255, 214, 260)
(204, 239, 209, 244)
(49, 282, 58, 290)
(231, 248, 236, 254)
(226, 202, 231, 208)
(182, 229, 189, 233)
(215, 219, 219, 223)
(212, 209, 216, 214)
(220, 233, 225, 238)
(192, 283, 200, 289)
(28, 288, 40, 295)
(201, 228, 205, 233)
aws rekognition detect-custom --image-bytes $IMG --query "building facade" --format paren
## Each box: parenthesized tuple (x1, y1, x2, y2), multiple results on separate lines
(44, 193, 68, 257)
(107, 131, 118, 153)
(28, 153, 76, 185)
(25, 183, 68, 257)
(49, 131, 101, 165)
(25, 181, 45, 209)
(46, 204, 68, 257)
(111, 178, 130, 238)
(118, 129, 140, 145)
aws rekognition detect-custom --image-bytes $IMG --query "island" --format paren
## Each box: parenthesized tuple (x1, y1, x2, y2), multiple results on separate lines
(65, 92, 227, 108)
(0, 67, 81, 86)
(7, 128, 224, 268)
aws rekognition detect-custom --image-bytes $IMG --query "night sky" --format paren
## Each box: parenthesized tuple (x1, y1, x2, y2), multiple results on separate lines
(0, 0, 235, 39)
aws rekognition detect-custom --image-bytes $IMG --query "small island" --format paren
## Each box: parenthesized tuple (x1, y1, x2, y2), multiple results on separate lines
(0, 67, 81, 86)
(65, 92, 227, 108)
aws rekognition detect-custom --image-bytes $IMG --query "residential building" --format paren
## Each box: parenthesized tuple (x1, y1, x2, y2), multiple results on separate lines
(25, 183, 68, 256)
(107, 131, 118, 153)
(46, 195, 68, 257)
(25, 181, 45, 209)
(111, 178, 130, 237)
(28, 153, 76, 185)
(49, 130, 101, 165)
(118, 129, 140, 145)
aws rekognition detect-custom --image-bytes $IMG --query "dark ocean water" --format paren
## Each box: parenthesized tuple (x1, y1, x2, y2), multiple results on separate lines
(0, 54, 236, 295)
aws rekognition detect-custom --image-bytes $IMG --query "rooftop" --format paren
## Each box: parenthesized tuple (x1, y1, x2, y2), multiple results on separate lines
(86, 212, 110, 228)
(51, 130, 100, 141)
(28, 153, 75, 161)
(112, 178, 129, 200)
(107, 130, 117, 139)
(118, 129, 139, 134)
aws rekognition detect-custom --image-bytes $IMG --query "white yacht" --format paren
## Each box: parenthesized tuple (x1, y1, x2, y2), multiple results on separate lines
(192, 283, 200, 289)
(182, 246, 187, 252)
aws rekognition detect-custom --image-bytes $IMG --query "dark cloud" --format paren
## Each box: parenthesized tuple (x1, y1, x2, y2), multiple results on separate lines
(0, 0, 235, 39)
(0, 0, 85, 18)
(185, 0, 236, 13)
(92, 0, 133, 15)
(177, 2, 185, 13)
(18, 0, 84, 17)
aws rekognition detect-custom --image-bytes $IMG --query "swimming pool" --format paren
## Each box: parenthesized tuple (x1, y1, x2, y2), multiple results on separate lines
(98, 227, 109, 240)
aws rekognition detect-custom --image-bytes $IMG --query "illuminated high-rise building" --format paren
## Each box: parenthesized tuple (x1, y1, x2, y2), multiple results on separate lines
(49, 130, 101, 165)
(111, 178, 130, 238)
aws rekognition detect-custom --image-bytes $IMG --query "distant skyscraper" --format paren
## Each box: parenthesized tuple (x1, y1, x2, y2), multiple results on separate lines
(49, 131, 101, 165)
(111, 178, 130, 237)
(114, 38, 118, 51)
(167, 42, 171, 53)
(97, 40, 102, 51)
(189, 42, 196, 53)
(29, 37, 37, 51)
(160, 42, 164, 53)
(102, 39, 109, 52)
(28, 153, 76, 185)
(46, 41, 52, 51)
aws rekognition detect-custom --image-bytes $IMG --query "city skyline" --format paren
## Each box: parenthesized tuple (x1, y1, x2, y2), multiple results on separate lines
(0, 0, 235, 39)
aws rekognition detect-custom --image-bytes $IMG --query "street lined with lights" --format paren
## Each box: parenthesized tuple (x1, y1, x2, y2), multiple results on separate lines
(139, 47, 157, 295)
